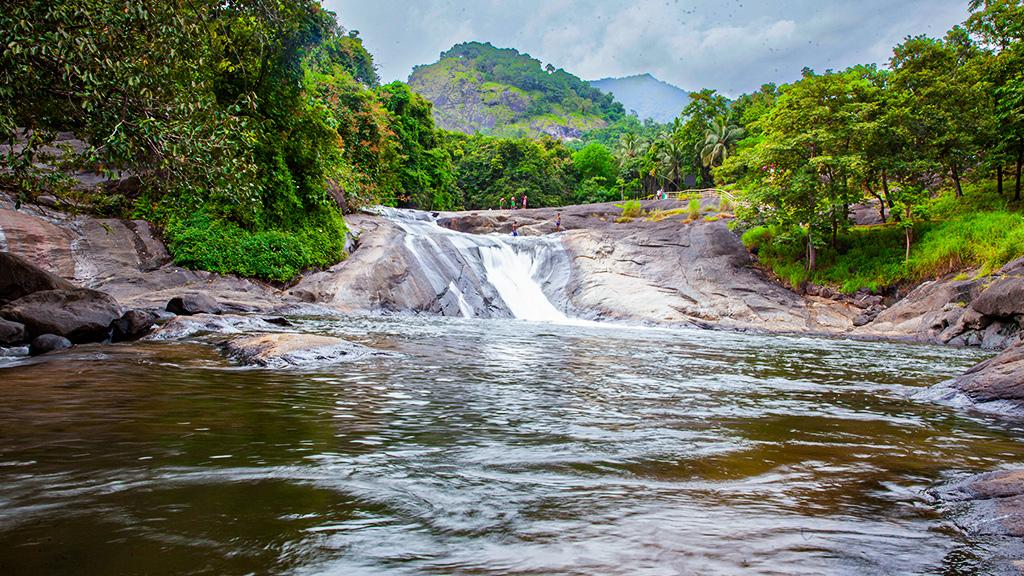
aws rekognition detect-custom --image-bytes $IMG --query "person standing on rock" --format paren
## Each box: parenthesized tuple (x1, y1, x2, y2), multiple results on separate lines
(511, 221, 519, 237)
(499, 197, 505, 210)
(522, 194, 528, 210)
(555, 212, 562, 232)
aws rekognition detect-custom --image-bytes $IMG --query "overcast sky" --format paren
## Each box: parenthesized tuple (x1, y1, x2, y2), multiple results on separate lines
(324, 0, 971, 96)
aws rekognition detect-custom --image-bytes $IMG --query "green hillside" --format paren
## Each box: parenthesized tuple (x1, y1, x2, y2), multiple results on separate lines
(408, 42, 625, 139)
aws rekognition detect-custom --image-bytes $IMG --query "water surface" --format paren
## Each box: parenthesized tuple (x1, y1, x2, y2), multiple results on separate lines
(0, 316, 1019, 575)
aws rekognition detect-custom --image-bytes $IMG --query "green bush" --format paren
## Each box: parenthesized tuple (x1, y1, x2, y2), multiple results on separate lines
(165, 210, 348, 283)
(688, 198, 702, 220)
(616, 199, 643, 219)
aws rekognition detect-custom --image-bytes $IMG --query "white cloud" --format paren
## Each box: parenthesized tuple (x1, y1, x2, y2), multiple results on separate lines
(326, 0, 970, 95)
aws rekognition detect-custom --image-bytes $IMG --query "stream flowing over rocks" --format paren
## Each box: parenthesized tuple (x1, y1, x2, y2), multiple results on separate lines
(3, 195, 1024, 573)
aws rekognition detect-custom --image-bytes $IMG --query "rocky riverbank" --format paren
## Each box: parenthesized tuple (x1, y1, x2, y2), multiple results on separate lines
(1, 194, 1022, 397)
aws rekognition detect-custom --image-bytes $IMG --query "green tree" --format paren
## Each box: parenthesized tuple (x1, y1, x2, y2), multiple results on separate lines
(700, 119, 744, 176)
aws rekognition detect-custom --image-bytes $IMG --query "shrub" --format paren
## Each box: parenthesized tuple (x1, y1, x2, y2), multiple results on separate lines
(688, 198, 702, 220)
(616, 199, 643, 219)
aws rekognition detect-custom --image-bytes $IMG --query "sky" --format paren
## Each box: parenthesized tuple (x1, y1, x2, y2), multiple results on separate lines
(323, 0, 972, 96)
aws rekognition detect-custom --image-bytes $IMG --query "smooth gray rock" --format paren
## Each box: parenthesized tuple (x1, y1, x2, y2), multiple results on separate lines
(1, 288, 122, 343)
(29, 334, 72, 356)
(166, 293, 223, 316)
(222, 333, 389, 368)
(0, 252, 75, 306)
(0, 318, 25, 345)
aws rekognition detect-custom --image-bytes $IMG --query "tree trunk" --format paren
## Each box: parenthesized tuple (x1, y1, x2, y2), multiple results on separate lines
(1016, 138, 1023, 202)
(951, 162, 963, 198)
(904, 205, 914, 262)
(866, 182, 887, 223)
(806, 224, 816, 272)
(882, 170, 898, 222)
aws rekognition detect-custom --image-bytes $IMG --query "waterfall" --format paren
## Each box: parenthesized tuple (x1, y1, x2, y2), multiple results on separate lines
(377, 208, 569, 321)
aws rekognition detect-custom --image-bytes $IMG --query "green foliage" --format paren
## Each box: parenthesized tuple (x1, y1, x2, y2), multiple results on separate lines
(1, 0, 367, 281)
(572, 143, 617, 186)
(447, 134, 578, 209)
(688, 198, 702, 220)
(408, 42, 624, 138)
(616, 199, 644, 219)
(164, 210, 347, 283)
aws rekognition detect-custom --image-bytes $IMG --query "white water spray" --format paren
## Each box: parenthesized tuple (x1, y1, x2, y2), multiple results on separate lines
(378, 208, 569, 321)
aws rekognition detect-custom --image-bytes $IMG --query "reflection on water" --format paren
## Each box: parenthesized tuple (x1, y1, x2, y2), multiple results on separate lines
(0, 317, 1019, 575)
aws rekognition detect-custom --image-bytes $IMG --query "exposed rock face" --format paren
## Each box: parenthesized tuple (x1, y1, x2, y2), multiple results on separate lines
(166, 293, 223, 316)
(222, 333, 388, 368)
(110, 309, 158, 342)
(29, 334, 72, 356)
(952, 339, 1024, 410)
(0, 318, 26, 345)
(861, 258, 1023, 349)
(1, 288, 122, 343)
(433, 201, 858, 332)
(0, 196, 291, 312)
(0, 252, 75, 305)
(291, 215, 514, 318)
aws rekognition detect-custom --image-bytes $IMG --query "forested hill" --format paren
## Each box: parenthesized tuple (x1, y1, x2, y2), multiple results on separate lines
(407, 42, 625, 139)
(590, 74, 692, 124)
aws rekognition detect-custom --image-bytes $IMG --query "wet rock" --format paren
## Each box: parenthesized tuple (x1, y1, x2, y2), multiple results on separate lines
(222, 333, 388, 368)
(1, 288, 122, 343)
(953, 339, 1024, 410)
(147, 314, 283, 341)
(29, 334, 72, 356)
(0, 252, 75, 306)
(971, 277, 1024, 318)
(166, 293, 223, 316)
(933, 469, 1024, 572)
(110, 309, 158, 342)
(0, 318, 25, 345)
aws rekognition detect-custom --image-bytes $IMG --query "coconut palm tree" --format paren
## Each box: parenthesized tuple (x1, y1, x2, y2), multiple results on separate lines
(656, 136, 688, 191)
(616, 133, 644, 159)
(701, 119, 744, 169)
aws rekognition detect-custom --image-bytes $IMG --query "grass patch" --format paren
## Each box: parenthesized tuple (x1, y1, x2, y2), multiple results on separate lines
(746, 209, 1024, 293)
(616, 199, 644, 219)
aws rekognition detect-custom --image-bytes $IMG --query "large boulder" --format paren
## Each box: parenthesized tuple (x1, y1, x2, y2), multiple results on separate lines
(0, 318, 25, 345)
(0, 288, 123, 343)
(222, 333, 389, 368)
(953, 339, 1024, 408)
(0, 252, 75, 305)
(970, 277, 1024, 318)
(166, 293, 223, 316)
(29, 334, 72, 356)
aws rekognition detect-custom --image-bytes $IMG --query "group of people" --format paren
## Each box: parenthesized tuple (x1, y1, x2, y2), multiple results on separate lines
(499, 195, 528, 210)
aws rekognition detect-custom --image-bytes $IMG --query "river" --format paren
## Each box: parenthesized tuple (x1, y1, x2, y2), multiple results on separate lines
(0, 314, 1018, 575)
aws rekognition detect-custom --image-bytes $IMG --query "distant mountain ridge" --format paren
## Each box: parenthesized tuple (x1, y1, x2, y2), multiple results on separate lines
(408, 42, 625, 140)
(589, 74, 691, 124)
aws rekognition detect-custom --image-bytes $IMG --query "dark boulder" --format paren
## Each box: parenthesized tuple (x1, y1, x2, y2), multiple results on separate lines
(166, 293, 223, 316)
(954, 339, 1024, 407)
(110, 309, 158, 342)
(0, 318, 25, 345)
(1, 288, 122, 343)
(970, 277, 1024, 318)
(29, 334, 72, 356)
(0, 252, 75, 305)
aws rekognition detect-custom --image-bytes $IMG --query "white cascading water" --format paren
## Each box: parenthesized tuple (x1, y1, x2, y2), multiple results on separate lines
(378, 207, 569, 321)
